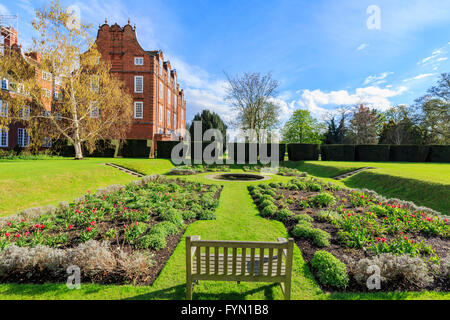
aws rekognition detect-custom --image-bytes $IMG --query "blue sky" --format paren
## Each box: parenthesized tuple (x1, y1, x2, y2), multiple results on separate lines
(1, 0, 450, 126)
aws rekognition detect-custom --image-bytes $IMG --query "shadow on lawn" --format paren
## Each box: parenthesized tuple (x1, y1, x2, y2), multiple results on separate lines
(125, 283, 278, 300)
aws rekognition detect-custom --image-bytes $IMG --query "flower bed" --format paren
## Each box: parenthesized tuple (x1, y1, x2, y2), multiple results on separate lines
(248, 178, 449, 292)
(0, 176, 222, 285)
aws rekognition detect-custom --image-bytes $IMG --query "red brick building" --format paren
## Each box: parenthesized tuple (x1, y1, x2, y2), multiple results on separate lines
(0, 27, 54, 150)
(95, 21, 187, 151)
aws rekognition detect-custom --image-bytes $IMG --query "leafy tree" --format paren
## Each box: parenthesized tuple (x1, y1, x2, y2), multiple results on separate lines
(225, 72, 280, 140)
(281, 110, 324, 144)
(324, 112, 347, 144)
(379, 105, 425, 144)
(414, 73, 450, 144)
(347, 105, 382, 144)
(0, 0, 133, 159)
(188, 109, 227, 144)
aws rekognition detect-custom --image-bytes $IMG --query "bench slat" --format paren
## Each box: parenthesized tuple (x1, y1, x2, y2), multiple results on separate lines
(241, 248, 246, 276)
(191, 240, 287, 249)
(277, 249, 282, 276)
(232, 248, 237, 275)
(205, 247, 210, 275)
(224, 247, 228, 276)
(259, 248, 264, 276)
(268, 248, 274, 276)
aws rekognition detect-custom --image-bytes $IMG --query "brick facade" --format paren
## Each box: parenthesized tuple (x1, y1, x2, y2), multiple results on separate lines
(95, 22, 187, 149)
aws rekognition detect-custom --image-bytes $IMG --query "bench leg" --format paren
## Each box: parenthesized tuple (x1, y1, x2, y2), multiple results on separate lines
(186, 277, 193, 300)
(284, 280, 291, 300)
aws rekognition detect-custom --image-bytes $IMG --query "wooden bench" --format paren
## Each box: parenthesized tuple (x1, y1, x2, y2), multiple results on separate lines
(186, 236, 294, 300)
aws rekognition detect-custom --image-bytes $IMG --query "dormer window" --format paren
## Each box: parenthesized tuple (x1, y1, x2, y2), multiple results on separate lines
(134, 57, 144, 65)
(159, 58, 163, 75)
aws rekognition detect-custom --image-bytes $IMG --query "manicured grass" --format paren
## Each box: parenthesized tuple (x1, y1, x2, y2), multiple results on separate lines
(289, 161, 450, 214)
(0, 159, 448, 300)
(0, 158, 134, 217)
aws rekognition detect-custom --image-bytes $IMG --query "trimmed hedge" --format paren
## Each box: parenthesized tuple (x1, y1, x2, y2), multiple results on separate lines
(85, 140, 116, 158)
(157, 141, 185, 159)
(227, 143, 259, 163)
(321, 145, 355, 161)
(427, 145, 450, 163)
(355, 145, 390, 162)
(259, 143, 286, 162)
(287, 144, 319, 161)
(120, 140, 151, 158)
(389, 145, 430, 162)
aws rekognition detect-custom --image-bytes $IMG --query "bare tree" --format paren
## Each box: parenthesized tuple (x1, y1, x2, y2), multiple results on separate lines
(225, 72, 280, 141)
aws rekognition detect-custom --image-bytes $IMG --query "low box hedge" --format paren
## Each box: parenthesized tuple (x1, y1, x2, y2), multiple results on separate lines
(321, 145, 355, 161)
(389, 145, 430, 162)
(355, 145, 390, 162)
(427, 145, 450, 163)
(287, 144, 320, 161)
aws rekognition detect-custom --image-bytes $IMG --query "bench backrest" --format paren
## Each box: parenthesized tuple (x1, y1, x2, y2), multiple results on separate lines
(186, 236, 294, 281)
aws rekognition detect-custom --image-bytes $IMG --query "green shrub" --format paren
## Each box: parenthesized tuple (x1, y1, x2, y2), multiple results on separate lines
(261, 204, 277, 217)
(263, 189, 277, 197)
(276, 208, 294, 222)
(258, 195, 274, 203)
(308, 183, 322, 191)
(291, 222, 330, 247)
(310, 251, 349, 289)
(260, 199, 275, 209)
(287, 184, 299, 190)
(312, 192, 336, 207)
(138, 233, 166, 250)
(370, 205, 388, 216)
(182, 210, 197, 220)
(160, 208, 184, 226)
(317, 210, 341, 223)
(157, 221, 179, 236)
(293, 214, 314, 223)
(269, 182, 279, 188)
(197, 210, 217, 220)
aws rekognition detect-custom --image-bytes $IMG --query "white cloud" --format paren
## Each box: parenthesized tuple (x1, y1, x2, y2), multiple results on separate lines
(357, 43, 368, 51)
(294, 86, 408, 118)
(403, 73, 435, 82)
(363, 72, 394, 85)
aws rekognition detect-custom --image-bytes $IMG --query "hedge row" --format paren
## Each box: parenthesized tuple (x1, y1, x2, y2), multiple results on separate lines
(321, 144, 450, 162)
(51, 139, 151, 158)
(287, 144, 320, 161)
(156, 141, 286, 162)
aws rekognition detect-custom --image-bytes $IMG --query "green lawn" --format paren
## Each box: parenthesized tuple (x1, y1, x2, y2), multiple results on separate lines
(288, 161, 450, 215)
(0, 158, 174, 217)
(0, 158, 448, 300)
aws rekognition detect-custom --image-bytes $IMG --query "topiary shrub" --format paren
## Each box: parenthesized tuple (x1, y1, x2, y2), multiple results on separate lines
(291, 221, 314, 237)
(291, 222, 330, 247)
(258, 195, 274, 204)
(157, 221, 179, 236)
(263, 189, 277, 197)
(310, 229, 331, 247)
(276, 208, 294, 222)
(260, 199, 275, 209)
(261, 204, 278, 217)
(312, 193, 336, 207)
(160, 208, 184, 227)
(310, 250, 349, 289)
(308, 182, 322, 192)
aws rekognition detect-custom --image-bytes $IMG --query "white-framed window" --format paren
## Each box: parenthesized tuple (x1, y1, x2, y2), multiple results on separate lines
(159, 58, 163, 75)
(159, 81, 163, 98)
(158, 128, 163, 134)
(159, 105, 163, 123)
(42, 71, 52, 81)
(181, 109, 184, 121)
(167, 70, 171, 83)
(174, 95, 177, 109)
(53, 91, 59, 100)
(17, 128, 29, 148)
(42, 110, 51, 118)
(90, 102, 100, 119)
(134, 76, 143, 93)
(134, 57, 144, 65)
(174, 115, 177, 128)
(43, 88, 51, 98)
(174, 75, 177, 86)
(167, 90, 171, 107)
(55, 113, 62, 121)
(134, 101, 143, 119)
(21, 106, 30, 119)
(55, 76, 62, 86)
(42, 137, 52, 148)
(167, 110, 171, 126)
(0, 100, 8, 117)
(90, 75, 99, 92)
(0, 128, 8, 147)
(1, 78, 8, 90)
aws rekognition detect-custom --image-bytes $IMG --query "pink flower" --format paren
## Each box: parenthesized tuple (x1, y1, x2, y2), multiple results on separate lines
(68, 225, 74, 230)
(87, 227, 92, 232)
(15, 234, 20, 238)
(7, 222, 11, 227)
(90, 221, 96, 226)
(24, 232, 30, 237)
(4, 233, 10, 237)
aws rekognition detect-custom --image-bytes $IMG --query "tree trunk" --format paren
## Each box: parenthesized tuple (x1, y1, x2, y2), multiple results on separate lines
(74, 141, 83, 160)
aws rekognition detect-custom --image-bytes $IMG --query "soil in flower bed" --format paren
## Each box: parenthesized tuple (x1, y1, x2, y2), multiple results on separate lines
(0, 176, 223, 286)
(249, 179, 449, 293)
